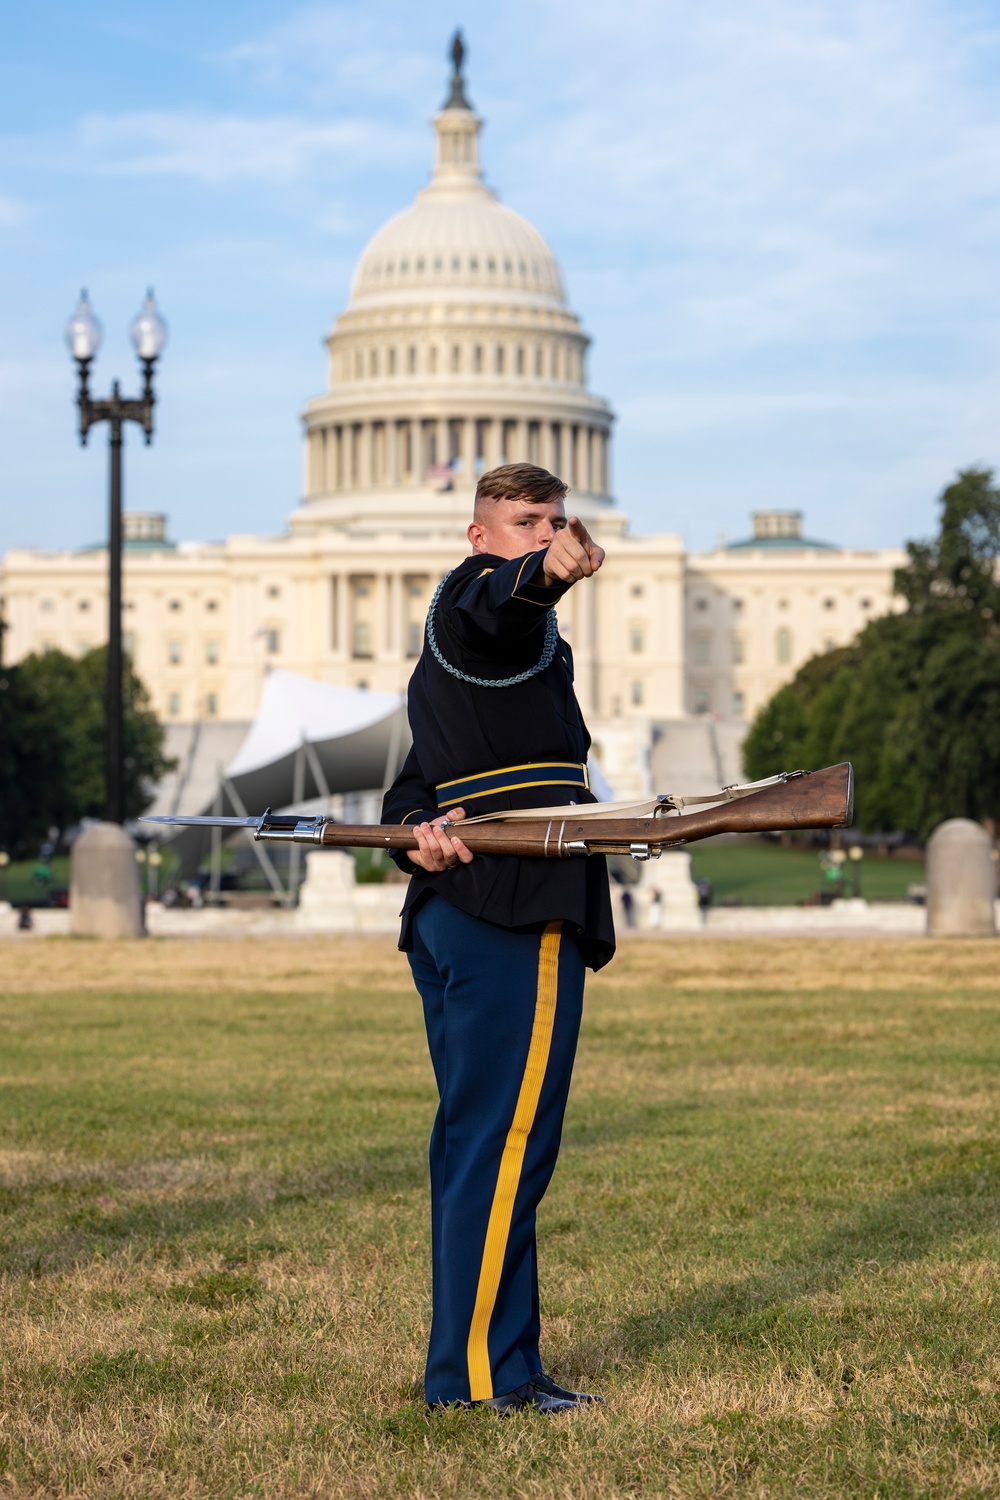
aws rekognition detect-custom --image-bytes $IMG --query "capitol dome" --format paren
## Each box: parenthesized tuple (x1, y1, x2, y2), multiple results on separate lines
(293, 34, 616, 538)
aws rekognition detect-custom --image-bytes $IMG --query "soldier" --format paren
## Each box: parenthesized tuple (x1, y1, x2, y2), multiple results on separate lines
(382, 462, 614, 1414)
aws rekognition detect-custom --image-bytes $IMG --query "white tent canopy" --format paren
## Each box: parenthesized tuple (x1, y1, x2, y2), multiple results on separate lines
(225, 670, 409, 813)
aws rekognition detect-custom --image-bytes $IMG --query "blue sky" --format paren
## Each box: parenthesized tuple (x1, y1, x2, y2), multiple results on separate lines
(2, 0, 1000, 555)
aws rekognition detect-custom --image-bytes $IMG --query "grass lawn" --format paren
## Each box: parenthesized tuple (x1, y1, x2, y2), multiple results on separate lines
(1, 935, 999, 1498)
(690, 841, 925, 907)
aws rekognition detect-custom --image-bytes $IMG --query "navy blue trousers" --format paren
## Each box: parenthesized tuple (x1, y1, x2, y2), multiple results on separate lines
(408, 894, 585, 1406)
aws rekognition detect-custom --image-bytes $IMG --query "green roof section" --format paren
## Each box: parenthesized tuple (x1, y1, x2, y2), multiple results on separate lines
(727, 533, 835, 551)
(727, 509, 836, 551)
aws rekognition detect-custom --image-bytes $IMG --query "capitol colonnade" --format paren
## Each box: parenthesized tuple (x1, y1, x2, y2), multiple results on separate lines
(305, 416, 610, 501)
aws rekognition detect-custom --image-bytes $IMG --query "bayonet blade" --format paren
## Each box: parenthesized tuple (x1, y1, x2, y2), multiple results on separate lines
(140, 814, 261, 828)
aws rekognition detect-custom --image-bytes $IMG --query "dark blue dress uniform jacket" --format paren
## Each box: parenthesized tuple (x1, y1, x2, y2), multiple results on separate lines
(381, 548, 616, 971)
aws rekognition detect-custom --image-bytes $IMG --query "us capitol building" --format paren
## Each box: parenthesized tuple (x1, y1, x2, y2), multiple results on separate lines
(1, 43, 903, 790)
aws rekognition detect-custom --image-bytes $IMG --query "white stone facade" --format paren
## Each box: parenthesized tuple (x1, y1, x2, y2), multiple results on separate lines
(0, 64, 904, 752)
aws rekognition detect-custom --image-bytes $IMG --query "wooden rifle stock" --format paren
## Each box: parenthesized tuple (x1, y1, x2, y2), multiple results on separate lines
(319, 762, 854, 859)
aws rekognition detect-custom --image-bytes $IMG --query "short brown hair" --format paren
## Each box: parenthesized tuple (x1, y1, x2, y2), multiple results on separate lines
(474, 463, 568, 510)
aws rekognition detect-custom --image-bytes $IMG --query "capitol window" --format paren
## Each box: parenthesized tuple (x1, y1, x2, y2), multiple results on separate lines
(408, 347, 417, 374)
(168, 639, 182, 665)
(388, 347, 397, 375)
(168, 693, 181, 717)
(355, 352, 363, 378)
(353, 621, 372, 658)
(731, 634, 745, 664)
(470, 256, 479, 272)
(860, 597, 872, 610)
(451, 344, 461, 373)
(733, 690, 745, 716)
(692, 632, 711, 665)
(776, 627, 792, 664)
(429, 345, 438, 374)
(205, 693, 218, 717)
(630, 584, 644, 597)
(534, 345, 543, 376)
(473, 345, 483, 373)
(77, 599, 90, 611)
(370, 349, 379, 376)
(823, 597, 836, 610)
(206, 599, 218, 612)
(206, 639, 219, 665)
(630, 625, 644, 653)
(416, 257, 424, 272)
(516, 346, 525, 375)
(40, 598, 55, 612)
(495, 345, 505, 374)
(434, 256, 442, 272)
(169, 599, 182, 611)
(266, 628, 281, 655)
(631, 681, 644, 706)
(451, 256, 460, 272)
(487, 257, 496, 272)
(504, 258, 512, 274)
(400, 259, 409, 273)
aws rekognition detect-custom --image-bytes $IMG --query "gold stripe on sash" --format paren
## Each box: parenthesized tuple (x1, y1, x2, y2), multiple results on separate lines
(466, 922, 562, 1401)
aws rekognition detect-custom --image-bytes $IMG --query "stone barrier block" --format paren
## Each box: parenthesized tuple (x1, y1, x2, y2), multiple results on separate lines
(70, 823, 144, 939)
(926, 819, 996, 938)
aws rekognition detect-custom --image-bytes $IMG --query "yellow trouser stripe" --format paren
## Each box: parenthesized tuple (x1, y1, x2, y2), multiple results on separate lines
(466, 921, 562, 1401)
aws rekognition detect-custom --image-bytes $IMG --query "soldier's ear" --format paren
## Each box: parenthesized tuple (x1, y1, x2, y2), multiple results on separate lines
(468, 519, 488, 553)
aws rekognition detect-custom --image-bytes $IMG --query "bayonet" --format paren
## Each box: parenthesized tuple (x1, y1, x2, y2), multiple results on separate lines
(142, 764, 854, 861)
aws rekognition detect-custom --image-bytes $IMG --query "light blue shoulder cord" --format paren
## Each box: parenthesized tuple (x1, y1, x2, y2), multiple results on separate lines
(425, 569, 559, 688)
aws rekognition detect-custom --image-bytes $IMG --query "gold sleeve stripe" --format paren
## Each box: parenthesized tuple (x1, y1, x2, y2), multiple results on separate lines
(399, 808, 429, 825)
(465, 922, 563, 1401)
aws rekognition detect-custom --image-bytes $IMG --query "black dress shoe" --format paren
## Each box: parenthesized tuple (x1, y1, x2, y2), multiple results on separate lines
(481, 1380, 578, 1414)
(528, 1371, 606, 1405)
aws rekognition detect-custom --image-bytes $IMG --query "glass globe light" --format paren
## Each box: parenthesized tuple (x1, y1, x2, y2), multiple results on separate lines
(129, 288, 168, 361)
(64, 289, 103, 361)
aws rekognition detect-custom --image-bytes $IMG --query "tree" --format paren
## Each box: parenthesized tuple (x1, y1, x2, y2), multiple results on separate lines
(743, 468, 1000, 835)
(0, 646, 172, 855)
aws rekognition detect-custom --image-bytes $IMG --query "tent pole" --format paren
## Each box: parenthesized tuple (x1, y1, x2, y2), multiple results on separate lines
(302, 738, 332, 811)
(209, 778, 223, 901)
(223, 776, 291, 906)
(288, 741, 306, 906)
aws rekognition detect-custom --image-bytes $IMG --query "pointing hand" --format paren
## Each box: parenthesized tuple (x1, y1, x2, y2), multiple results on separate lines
(542, 517, 605, 586)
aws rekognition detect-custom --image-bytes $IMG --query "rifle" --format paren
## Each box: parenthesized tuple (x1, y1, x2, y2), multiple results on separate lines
(142, 762, 853, 861)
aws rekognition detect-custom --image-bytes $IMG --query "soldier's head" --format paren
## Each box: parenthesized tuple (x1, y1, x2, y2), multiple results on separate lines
(468, 463, 569, 560)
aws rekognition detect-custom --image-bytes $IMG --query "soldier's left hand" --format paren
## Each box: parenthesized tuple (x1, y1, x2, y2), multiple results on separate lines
(408, 807, 474, 871)
(542, 516, 605, 586)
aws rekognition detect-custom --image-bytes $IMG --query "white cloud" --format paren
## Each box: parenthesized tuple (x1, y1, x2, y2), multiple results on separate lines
(73, 110, 414, 185)
(0, 195, 27, 227)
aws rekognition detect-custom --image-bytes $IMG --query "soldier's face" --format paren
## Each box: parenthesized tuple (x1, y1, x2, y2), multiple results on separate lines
(468, 497, 569, 560)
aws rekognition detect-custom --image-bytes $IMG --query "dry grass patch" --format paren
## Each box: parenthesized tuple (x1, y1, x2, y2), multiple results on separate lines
(1, 936, 1000, 1496)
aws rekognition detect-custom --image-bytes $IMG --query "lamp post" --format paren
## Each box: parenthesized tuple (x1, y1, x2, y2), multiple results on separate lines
(65, 290, 167, 824)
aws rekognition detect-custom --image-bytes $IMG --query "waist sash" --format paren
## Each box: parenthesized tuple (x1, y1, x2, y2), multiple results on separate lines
(436, 761, 590, 807)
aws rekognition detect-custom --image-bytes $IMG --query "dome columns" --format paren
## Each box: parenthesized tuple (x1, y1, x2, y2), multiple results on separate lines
(303, 407, 612, 508)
